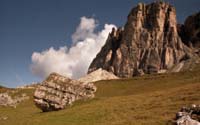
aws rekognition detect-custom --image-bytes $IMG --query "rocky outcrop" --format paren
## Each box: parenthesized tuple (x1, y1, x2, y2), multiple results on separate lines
(0, 92, 29, 107)
(0, 93, 15, 107)
(175, 104, 200, 125)
(178, 11, 200, 48)
(34, 73, 96, 112)
(78, 68, 119, 83)
(88, 2, 192, 78)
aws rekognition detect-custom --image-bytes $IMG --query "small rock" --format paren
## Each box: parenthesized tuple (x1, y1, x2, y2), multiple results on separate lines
(0, 116, 8, 121)
(2, 117, 8, 120)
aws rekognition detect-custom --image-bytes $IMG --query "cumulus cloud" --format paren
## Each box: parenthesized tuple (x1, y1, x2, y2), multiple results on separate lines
(31, 16, 116, 79)
(72, 17, 97, 44)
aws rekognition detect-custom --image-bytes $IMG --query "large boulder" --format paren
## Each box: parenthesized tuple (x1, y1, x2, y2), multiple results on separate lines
(88, 2, 192, 78)
(34, 73, 97, 112)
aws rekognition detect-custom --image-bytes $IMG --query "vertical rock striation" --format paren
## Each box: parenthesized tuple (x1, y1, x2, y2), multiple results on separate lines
(88, 2, 192, 78)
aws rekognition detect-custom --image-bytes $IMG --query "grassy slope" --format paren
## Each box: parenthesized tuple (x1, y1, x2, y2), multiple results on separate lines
(0, 67, 200, 125)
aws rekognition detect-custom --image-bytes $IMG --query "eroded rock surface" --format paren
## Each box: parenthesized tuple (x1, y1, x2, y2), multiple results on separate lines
(34, 73, 96, 112)
(88, 2, 192, 78)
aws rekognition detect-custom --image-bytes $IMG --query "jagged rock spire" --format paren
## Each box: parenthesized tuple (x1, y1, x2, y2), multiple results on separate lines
(88, 2, 192, 78)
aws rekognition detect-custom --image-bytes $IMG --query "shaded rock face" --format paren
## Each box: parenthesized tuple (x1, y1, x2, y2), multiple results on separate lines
(88, 2, 191, 78)
(178, 12, 200, 48)
(34, 73, 96, 112)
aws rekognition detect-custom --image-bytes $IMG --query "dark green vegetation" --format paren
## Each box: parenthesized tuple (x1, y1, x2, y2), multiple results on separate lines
(0, 66, 200, 125)
(0, 85, 10, 93)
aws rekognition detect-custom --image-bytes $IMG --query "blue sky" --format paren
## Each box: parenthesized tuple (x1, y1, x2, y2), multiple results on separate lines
(0, 0, 200, 87)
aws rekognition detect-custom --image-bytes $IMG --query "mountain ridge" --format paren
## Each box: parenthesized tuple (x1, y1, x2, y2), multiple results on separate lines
(88, 2, 200, 78)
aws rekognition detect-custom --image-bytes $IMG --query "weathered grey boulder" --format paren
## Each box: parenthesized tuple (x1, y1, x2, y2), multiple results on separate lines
(34, 73, 97, 112)
(88, 2, 192, 78)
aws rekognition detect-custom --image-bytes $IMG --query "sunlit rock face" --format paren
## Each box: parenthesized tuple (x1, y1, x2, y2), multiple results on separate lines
(34, 73, 96, 112)
(88, 2, 192, 78)
(78, 68, 119, 83)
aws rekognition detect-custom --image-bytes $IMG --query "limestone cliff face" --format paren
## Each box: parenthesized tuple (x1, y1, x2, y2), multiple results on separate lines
(88, 2, 192, 78)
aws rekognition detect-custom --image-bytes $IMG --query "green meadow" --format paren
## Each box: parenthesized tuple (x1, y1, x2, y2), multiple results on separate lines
(0, 66, 200, 125)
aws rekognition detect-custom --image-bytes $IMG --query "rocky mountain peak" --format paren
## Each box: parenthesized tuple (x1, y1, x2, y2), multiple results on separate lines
(88, 2, 193, 78)
(128, 2, 177, 32)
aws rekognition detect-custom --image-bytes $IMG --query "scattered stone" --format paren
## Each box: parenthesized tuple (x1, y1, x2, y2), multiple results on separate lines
(34, 73, 97, 112)
(78, 68, 119, 83)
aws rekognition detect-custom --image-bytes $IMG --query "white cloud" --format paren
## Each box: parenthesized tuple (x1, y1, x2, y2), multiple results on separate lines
(31, 16, 116, 79)
(72, 17, 97, 44)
